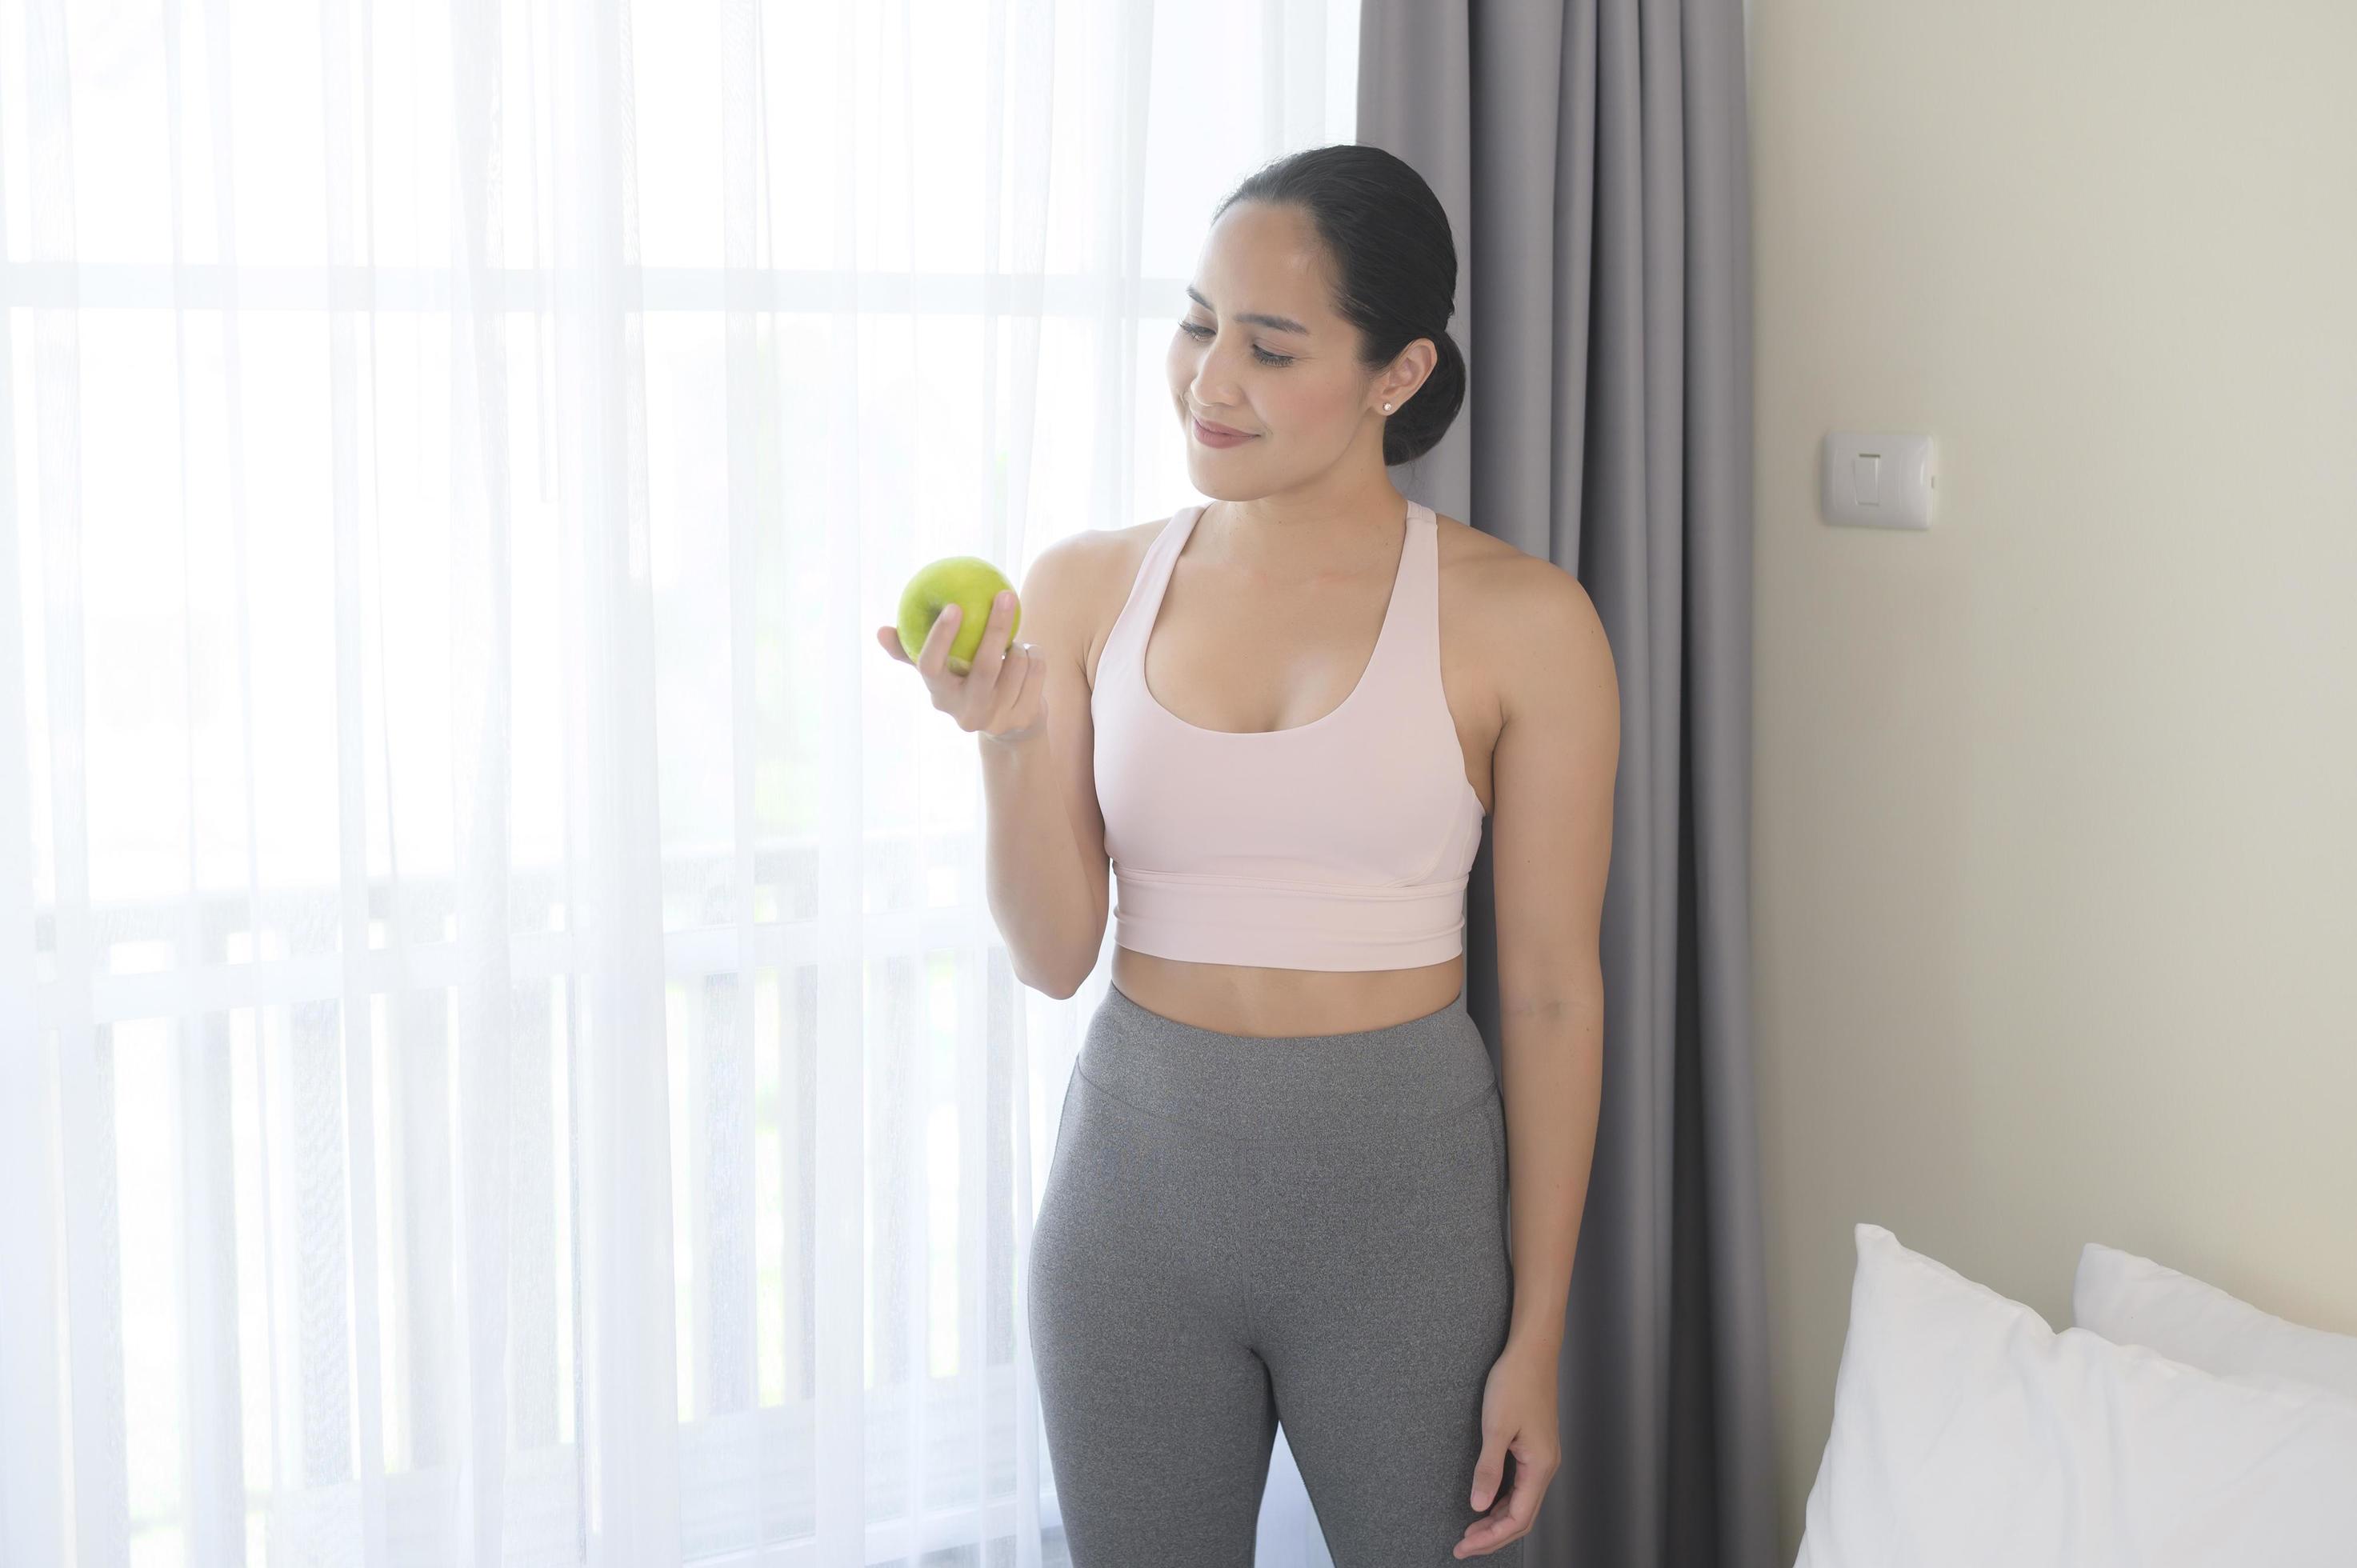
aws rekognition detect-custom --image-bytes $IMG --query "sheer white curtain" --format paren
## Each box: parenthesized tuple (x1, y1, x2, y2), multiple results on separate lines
(0, 0, 1357, 1564)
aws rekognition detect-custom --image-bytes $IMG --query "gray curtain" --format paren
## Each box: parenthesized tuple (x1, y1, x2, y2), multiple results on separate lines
(1358, 4, 1776, 1565)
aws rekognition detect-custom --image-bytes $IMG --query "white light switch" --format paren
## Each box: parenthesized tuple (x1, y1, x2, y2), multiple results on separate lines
(1851, 454, 1881, 505)
(1823, 433, 1935, 530)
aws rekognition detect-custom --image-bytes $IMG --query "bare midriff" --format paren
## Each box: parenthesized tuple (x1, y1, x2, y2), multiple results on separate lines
(1108, 946, 1470, 1038)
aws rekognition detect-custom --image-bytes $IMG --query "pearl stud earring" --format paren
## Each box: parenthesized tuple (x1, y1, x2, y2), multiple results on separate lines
(1382, 402, 1392, 412)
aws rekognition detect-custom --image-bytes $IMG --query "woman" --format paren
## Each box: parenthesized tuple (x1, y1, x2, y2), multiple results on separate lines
(878, 144, 1616, 1566)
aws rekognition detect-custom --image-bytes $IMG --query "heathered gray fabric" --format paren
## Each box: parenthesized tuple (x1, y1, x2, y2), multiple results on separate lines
(1026, 982, 1525, 1566)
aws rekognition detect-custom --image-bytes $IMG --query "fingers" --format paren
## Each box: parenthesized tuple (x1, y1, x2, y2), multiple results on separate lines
(966, 590, 1019, 682)
(1470, 1428, 1507, 1513)
(882, 593, 1037, 746)
(920, 602, 963, 676)
(1455, 1445, 1555, 1558)
(897, 590, 1018, 681)
(1487, 1459, 1542, 1536)
(872, 616, 950, 669)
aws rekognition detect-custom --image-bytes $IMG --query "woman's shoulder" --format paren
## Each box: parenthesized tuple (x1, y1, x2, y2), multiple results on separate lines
(1058, 517, 1177, 690)
(1030, 514, 1170, 597)
(1433, 510, 1591, 618)
(1435, 512, 1608, 726)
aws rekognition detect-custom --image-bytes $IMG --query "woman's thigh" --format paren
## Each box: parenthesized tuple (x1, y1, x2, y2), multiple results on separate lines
(1252, 1086, 1520, 1566)
(1026, 1067, 1277, 1567)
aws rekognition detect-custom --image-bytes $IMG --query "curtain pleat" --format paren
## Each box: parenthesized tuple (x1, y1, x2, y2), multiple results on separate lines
(0, 74, 64, 1562)
(24, 0, 137, 1563)
(317, 0, 394, 1555)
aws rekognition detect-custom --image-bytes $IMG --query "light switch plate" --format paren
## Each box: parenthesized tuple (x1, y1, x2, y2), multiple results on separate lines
(1822, 432, 1936, 530)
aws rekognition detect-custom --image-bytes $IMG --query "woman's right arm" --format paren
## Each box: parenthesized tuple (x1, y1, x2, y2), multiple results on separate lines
(877, 533, 1112, 998)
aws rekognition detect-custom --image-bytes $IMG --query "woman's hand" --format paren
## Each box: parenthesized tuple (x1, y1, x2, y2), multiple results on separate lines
(875, 589, 1046, 745)
(1454, 1338, 1561, 1558)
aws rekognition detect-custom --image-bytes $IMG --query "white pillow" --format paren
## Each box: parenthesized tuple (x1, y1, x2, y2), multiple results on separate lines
(2074, 1240, 2357, 1406)
(1793, 1222, 2357, 1568)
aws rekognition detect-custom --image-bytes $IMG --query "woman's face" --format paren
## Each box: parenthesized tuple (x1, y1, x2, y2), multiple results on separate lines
(1167, 201, 1411, 496)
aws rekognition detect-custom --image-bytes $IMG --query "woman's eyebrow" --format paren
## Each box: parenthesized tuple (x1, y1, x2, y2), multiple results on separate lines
(1185, 284, 1308, 335)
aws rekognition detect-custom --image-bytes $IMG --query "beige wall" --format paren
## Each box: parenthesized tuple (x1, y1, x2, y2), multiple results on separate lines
(1748, 3, 2357, 1559)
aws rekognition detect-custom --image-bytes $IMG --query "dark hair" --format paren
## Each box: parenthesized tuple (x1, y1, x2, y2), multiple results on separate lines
(1214, 144, 1466, 467)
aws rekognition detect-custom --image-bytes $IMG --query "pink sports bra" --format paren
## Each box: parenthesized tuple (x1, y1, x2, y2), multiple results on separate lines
(1091, 497, 1487, 972)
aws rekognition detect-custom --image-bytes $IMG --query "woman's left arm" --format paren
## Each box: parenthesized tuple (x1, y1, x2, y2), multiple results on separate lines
(1456, 561, 1619, 1559)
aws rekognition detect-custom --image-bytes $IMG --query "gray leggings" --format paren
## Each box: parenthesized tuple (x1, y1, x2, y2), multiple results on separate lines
(1026, 981, 1523, 1566)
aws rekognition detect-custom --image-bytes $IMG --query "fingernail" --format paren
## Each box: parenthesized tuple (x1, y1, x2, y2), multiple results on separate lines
(997, 590, 1013, 610)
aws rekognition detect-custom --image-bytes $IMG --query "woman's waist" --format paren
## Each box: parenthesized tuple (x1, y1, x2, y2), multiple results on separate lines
(1109, 946, 1467, 1038)
(1081, 966, 1494, 1142)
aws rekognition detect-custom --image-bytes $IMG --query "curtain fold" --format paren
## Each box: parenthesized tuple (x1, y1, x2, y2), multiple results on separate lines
(1358, 2, 1777, 1565)
(0, 1, 1359, 1563)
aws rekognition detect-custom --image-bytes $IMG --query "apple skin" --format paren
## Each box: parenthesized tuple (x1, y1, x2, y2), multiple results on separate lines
(898, 556, 1020, 675)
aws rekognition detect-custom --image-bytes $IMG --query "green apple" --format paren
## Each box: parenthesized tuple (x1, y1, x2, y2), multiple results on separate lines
(898, 555, 1020, 675)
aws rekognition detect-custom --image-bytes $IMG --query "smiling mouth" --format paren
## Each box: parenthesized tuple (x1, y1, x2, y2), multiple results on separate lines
(1192, 414, 1258, 438)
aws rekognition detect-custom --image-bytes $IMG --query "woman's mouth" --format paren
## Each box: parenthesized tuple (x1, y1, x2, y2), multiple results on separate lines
(1191, 415, 1258, 448)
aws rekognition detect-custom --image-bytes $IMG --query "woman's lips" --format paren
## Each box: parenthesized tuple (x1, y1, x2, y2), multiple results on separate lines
(1192, 416, 1258, 447)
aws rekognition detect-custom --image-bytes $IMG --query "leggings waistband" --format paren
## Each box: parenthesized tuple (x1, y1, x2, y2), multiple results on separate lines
(1079, 982, 1496, 1145)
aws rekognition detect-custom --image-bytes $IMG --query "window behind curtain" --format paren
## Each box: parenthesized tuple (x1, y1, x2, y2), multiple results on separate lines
(0, 0, 1358, 1563)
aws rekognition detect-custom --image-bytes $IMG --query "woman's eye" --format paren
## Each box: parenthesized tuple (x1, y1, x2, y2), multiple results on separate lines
(1177, 320, 1292, 366)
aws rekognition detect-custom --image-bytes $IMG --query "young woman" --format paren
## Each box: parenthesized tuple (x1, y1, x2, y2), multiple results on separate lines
(878, 144, 1616, 1566)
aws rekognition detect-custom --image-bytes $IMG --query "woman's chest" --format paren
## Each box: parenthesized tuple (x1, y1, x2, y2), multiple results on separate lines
(1088, 526, 1501, 817)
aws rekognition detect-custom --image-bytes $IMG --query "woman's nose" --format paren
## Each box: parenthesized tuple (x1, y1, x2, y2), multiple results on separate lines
(1188, 361, 1243, 400)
